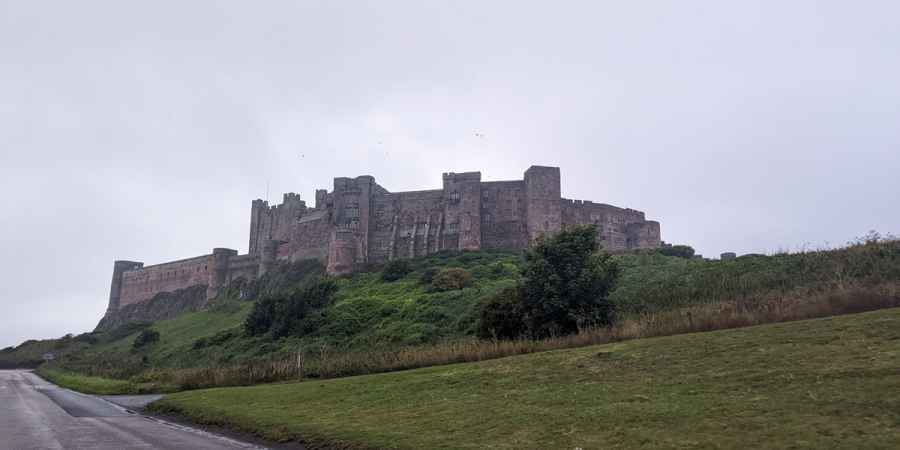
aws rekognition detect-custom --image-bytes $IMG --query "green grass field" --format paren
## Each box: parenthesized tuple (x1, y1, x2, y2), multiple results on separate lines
(149, 307, 900, 450)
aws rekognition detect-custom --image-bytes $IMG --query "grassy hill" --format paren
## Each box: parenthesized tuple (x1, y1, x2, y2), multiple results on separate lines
(149, 307, 900, 450)
(7, 239, 900, 390)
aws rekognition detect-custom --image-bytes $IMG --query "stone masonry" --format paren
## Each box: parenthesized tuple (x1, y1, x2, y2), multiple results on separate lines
(103, 165, 661, 318)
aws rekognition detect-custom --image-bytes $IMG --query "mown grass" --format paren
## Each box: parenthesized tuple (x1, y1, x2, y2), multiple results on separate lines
(35, 368, 177, 395)
(149, 307, 900, 450)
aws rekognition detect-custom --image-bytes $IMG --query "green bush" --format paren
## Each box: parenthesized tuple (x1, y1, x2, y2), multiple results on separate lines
(658, 245, 696, 259)
(477, 286, 526, 339)
(419, 267, 439, 285)
(381, 260, 412, 282)
(101, 322, 152, 343)
(521, 225, 619, 337)
(244, 277, 338, 339)
(430, 268, 473, 292)
(192, 329, 239, 349)
(132, 329, 160, 349)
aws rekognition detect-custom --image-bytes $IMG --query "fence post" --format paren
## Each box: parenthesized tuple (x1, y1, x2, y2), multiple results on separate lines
(297, 347, 304, 379)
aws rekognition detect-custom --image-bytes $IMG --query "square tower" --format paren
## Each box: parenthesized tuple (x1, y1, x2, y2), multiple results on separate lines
(524, 166, 562, 241)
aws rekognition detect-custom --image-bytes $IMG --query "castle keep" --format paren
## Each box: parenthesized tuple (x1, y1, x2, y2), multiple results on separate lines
(104, 166, 661, 316)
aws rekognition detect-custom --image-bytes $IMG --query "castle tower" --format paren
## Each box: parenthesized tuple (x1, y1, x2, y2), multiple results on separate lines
(330, 175, 376, 263)
(106, 260, 144, 314)
(258, 239, 282, 277)
(248, 199, 270, 255)
(524, 166, 562, 241)
(207, 248, 237, 300)
(442, 171, 482, 250)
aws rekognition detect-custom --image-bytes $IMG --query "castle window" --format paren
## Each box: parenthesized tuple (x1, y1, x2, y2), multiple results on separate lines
(346, 207, 359, 218)
(448, 222, 458, 234)
(483, 213, 493, 226)
(449, 191, 460, 203)
(348, 219, 360, 230)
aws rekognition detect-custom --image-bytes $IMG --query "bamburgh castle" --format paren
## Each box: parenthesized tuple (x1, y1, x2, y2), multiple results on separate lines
(105, 166, 661, 317)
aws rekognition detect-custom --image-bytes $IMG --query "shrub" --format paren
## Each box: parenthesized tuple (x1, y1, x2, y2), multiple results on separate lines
(73, 333, 98, 345)
(132, 330, 160, 349)
(103, 322, 152, 343)
(419, 268, 439, 285)
(521, 225, 619, 338)
(244, 277, 338, 339)
(658, 245, 696, 259)
(430, 268, 473, 292)
(192, 329, 238, 350)
(477, 286, 526, 339)
(381, 260, 412, 282)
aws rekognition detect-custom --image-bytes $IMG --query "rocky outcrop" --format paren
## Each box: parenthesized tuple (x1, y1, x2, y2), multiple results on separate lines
(95, 284, 208, 332)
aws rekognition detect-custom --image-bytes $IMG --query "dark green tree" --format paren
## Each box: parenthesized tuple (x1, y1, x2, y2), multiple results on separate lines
(659, 245, 696, 259)
(477, 286, 526, 339)
(244, 277, 338, 339)
(520, 225, 619, 337)
(381, 259, 412, 282)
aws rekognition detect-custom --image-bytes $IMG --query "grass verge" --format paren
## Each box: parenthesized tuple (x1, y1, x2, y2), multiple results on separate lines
(149, 307, 900, 450)
(36, 368, 178, 395)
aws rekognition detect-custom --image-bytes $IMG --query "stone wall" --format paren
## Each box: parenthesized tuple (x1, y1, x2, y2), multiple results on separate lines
(285, 211, 332, 263)
(118, 255, 212, 308)
(387, 189, 446, 261)
(480, 181, 528, 250)
(560, 199, 652, 251)
(111, 249, 259, 313)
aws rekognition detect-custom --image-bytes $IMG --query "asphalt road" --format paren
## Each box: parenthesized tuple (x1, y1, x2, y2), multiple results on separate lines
(0, 370, 264, 450)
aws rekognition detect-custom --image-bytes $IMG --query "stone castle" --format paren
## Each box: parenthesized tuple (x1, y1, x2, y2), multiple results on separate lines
(104, 166, 661, 317)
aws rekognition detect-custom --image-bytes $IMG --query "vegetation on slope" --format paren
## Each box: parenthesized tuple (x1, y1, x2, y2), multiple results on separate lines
(8, 235, 900, 392)
(149, 308, 900, 450)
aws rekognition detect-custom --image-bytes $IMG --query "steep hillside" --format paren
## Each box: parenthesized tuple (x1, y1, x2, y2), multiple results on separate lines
(8, 239, 900, 386)
(39, 251, 521, 378)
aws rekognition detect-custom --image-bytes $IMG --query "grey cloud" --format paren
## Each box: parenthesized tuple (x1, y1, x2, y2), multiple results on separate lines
(2, 0, 898, 347)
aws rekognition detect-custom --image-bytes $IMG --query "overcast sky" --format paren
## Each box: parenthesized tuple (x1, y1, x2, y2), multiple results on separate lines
(2, 1, 898, 348)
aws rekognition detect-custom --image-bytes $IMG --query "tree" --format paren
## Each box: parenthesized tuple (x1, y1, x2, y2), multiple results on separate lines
(477, 286, 526, 339)
(520, 225, 619, 337)
(244, 277, 338, 338)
